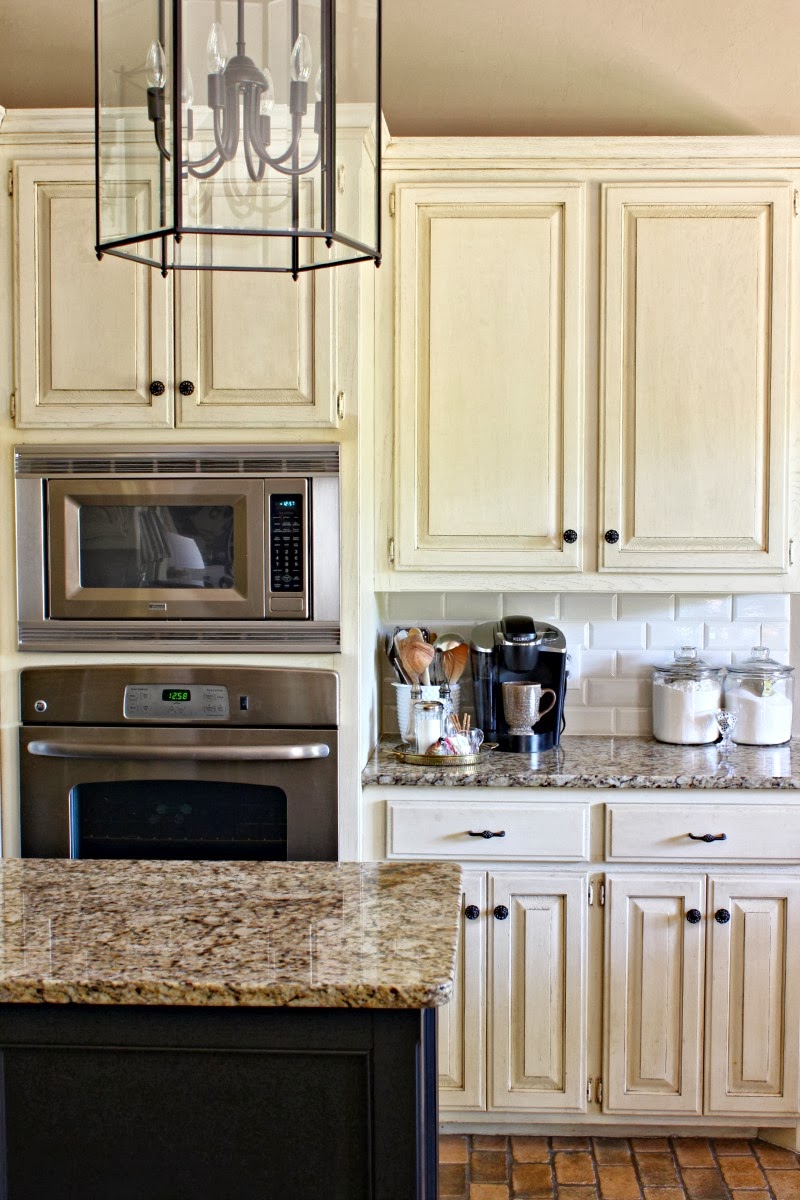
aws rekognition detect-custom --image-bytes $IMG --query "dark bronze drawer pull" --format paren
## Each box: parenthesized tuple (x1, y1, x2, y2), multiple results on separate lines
(468, 829, 506, 839)
(687, 832, 727, 843)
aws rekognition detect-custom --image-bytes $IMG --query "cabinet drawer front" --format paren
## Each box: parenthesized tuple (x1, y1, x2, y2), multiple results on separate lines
(386, 801, 589, 861)
(606, 804, 800, 862)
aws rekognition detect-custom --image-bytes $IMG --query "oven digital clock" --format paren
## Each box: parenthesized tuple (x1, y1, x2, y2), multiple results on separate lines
(163, 689, 191, 703)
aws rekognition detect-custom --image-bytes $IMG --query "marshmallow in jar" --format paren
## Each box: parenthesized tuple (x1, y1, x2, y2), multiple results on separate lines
(723, 647, 794, 746)
(652, 647, 724, 745)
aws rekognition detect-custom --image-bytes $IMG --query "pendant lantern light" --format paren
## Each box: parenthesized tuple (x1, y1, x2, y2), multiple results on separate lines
(94, 0, 381, 276)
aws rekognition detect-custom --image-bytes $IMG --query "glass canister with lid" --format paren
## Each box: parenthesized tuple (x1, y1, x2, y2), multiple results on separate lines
(723, 647, 794, 745)
(652, 646, 724, 744)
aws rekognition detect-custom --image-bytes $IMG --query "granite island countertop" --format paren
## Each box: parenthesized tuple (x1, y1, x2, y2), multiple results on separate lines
(362, 735, 800, 789)
(0, 859, 462, 1009)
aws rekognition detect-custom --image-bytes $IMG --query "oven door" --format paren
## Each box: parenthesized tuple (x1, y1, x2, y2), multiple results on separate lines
(19, 726, 338, 861)
(46, 478, 266, 620)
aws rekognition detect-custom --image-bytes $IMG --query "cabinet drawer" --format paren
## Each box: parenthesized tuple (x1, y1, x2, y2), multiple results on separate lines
(606, 803, 800, 863)
(386, 800, 589, 861)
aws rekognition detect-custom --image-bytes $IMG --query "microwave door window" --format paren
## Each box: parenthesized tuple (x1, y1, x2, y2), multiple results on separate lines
(78, 505, 235, 591)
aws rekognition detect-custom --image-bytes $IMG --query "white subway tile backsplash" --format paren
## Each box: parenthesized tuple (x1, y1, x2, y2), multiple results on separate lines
(377, 591, 792, 737)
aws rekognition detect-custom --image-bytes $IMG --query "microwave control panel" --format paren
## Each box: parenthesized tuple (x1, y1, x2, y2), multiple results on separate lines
(266, 480, 309, 618)
(123, 684, 231, 721)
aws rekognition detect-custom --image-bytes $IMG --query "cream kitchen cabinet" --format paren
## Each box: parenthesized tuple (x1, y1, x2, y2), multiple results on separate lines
(12, 158, 337, 429)
(604, 874, 800, 1118)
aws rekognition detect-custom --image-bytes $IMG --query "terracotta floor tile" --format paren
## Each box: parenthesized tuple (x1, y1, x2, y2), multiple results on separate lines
(643, 1189, 685, 1200)
(715, 1140, 755, 1156)
(470, 1185, 511, 1200)
(593, 1140, 633, 1166)
(473, 1135, 510, 1151)
(555, 1152, 596, 1186)
(730, 1192, 771, 1200)
(552, 1137, 594, 1151)
(679, 1167, 728, 1200)
(511, 1162, 554, 1196)
(766, 1171, 800, 1200)
(754, 1142, 800, 1169)
(440, 1135, 470, 1164)
(672, 1141, 715, 1169)
(440, 1163, 468, 1198)
(635, 1153, 680, 1187)
(554, 1188, 598, 1200)
(632, 1139, 672, 1153)
(596, 1164, 642, 1200)
(471, 1152, 510, 1184)
(718, 1155, 766, 1189)
(511, 1136, 550, 1163)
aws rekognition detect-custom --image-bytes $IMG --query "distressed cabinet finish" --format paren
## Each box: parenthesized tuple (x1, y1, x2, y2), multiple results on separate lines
(392, 182, 585, 573)
(438, 869, 486, 1109)
(604, 873, 800, 1118)
(600, 182, 792, 574)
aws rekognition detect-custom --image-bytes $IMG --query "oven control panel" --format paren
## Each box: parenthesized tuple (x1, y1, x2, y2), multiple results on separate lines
(123, 684, 231, 721)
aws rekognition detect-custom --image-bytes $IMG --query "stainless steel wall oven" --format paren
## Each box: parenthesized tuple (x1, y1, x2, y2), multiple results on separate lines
(19, 666, 339, 862)
(15, 444, 340, 652)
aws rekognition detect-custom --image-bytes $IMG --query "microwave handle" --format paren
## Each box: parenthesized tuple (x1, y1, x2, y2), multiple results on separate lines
(26, 741, 330, 762)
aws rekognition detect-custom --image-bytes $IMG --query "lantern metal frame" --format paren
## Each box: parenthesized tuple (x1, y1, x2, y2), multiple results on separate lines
(93, 0, 381, 277)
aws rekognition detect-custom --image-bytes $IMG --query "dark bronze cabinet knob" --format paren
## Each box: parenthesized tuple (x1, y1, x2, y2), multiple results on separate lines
(715, 908, 731, 925)
(464, 905, 480, 921)
(686, 909, 702, 924)
(563, 529, 578, 544)
(604, 529, 620, 544)
(493, 905, 509, 921)
(149, 380, 166, 396)
(179, 380, 195, 396)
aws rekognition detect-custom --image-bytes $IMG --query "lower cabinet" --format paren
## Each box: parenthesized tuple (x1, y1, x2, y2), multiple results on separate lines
(440, 869, 588, 1115)
(604, 874, 800, 1119)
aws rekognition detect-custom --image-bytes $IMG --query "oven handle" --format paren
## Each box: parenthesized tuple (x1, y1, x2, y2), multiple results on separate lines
(26, 741, 331, 762)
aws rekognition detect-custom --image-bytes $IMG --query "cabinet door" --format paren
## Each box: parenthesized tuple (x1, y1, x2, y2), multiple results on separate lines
(600, 182, 791, 573)
(489, 872, 587, 1111)
(14, 161, 171, 428)
(438, 870, 486, 1111)
(175, 183, 337, 428)
(394, 183, 584, 573)
(705, 876, 800, 1116)
(604, 875, 705, 1114)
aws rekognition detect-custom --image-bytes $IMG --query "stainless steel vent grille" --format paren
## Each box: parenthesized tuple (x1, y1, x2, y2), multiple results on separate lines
(19, 622, 341, 652)
(15, 445, 340, 478)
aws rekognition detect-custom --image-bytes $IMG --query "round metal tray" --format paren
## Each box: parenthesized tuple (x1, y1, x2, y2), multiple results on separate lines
(393, 744, 498, 767)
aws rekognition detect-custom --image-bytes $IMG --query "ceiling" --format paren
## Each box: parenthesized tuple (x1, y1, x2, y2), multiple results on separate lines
(1, 0, 799, 136)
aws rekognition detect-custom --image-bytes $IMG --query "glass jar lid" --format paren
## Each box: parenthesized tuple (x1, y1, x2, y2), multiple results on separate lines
(725, 646, 794, 679)
(653, 646, 724, 682)
(415, 700, 444, 713)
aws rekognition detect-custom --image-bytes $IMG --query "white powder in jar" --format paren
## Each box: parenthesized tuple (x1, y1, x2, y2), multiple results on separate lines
(652, 676, 722, 744)
(727, 686, 793, 745)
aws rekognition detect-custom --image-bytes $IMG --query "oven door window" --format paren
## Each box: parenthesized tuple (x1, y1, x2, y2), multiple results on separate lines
(70, 780, 287, 861)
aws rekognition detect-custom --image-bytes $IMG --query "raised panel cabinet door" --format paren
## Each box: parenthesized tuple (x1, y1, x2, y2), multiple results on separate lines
(394, 183, 585, 572)
(600, 182, 791, 573)
(13, 161, 171, 428)
(705, 876, 800, 1117)
(604, 875, 705, 1115)
(489, 872, 587, 1111)
(438, 870, 487, 1112)
(175, 176, 336, 428)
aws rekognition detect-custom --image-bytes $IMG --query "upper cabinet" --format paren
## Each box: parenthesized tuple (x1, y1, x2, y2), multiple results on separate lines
(378, 140, 800, 591)
(12, 157, 338, 430)
(600, 182, 791, 575)
(393, 182, 585, 574)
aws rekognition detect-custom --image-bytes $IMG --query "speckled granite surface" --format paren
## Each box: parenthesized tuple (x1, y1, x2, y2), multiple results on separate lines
(0, 859, 462, 1009)
(362, 735, 800, 789)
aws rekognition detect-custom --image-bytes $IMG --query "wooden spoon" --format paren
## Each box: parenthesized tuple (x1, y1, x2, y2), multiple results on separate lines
(443, 642, 469, 686)
(397, 636, 435, 685)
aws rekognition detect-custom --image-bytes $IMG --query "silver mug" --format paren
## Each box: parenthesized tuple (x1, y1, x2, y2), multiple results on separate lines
(502, 682, 557, 735)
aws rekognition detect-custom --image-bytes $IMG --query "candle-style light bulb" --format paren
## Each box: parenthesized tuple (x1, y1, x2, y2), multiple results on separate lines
(259, 70, 275, 116)
(206, 22, 228, 75)
(182, 65, 194, 106)
(146, 40, 167, 89)
(291, 34, 312, 82)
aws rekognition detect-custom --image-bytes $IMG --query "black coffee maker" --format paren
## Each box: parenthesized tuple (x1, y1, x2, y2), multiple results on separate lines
(470, 616, 568, 752)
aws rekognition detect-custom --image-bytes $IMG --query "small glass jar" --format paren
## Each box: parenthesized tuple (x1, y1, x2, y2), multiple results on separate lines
(652, 646, 724, 745)
(723, 647, 794, 745)
(414, 700, 444, 755)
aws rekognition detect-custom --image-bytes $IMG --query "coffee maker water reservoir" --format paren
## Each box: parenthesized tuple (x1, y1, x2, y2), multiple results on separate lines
(470, 616, 568, 752)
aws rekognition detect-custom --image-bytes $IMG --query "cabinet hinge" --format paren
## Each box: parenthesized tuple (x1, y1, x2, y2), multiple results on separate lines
(587, 881, 594, 907)
(336, 391, 345, 421)
(9, 391, 16, 420)
(7, 170, 12, 198)
(586, 1075, 593, 1102)
(599, 881, 605, 907)
(388, 537, 395, 564)
(388, 191, 396, 217)
(794, 189, 799, 217)
(790, 538, 795, 567)
(336, 163, 346, 194)
(595, 1078, 603, 1105)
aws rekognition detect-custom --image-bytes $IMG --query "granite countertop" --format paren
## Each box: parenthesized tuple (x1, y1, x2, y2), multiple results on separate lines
(0, 859, 462, 1009)
(362, 735, 800, 789)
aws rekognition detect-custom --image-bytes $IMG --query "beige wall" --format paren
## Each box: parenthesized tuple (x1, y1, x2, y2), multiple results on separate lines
(1, 0, 799, 134)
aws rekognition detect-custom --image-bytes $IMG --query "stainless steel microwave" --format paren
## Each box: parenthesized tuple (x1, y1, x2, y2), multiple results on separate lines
(15, 445, 340, 652)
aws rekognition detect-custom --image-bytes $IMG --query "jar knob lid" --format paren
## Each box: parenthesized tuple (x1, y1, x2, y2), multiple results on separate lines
(750, 646, 770, 661)
(675, 646, 698, 662)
